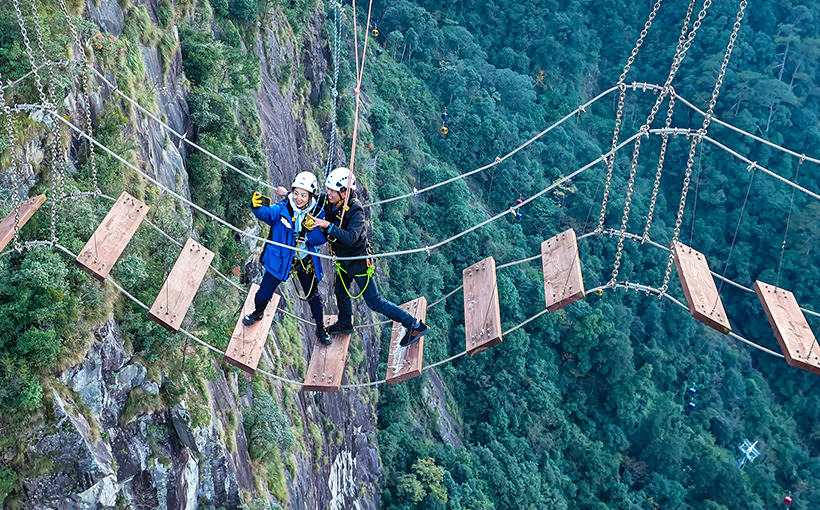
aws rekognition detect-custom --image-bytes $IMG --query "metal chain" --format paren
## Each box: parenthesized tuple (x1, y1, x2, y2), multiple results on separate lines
(29, 0, 66, 244)
(596, 0, 663, 234)
(661, 0, 748, 296)
(12, 0, 48, 109)
(643, 0, 697, 242)
(323, 0, 342, 179)
(1, 72, 24, 252)
(58, 0, 98, 194)
(609, 0, 704, 286)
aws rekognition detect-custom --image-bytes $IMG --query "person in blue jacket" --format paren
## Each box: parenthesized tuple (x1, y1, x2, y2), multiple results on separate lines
(245, 171, 331, 345)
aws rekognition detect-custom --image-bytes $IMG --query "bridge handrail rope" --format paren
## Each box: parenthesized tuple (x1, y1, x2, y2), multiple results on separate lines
(41, 103, 663, 261)
(46, 242, 786, 390)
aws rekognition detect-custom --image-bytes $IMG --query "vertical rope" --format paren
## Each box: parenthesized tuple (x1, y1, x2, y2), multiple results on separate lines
(339, 0, 375, 226)
(775, 155, 804, 289)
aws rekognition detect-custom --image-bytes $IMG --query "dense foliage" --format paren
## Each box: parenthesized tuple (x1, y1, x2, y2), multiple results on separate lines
(356, 1, 820, 509)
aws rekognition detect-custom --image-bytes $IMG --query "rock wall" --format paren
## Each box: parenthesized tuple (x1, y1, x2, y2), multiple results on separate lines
(17, 1, 390, 508)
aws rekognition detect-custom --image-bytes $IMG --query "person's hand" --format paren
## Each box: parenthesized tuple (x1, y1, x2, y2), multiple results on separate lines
(303, 215, 316, 231)
(252, 191, 265, 208)
(308, 213, 331, 229)
(275, 186, 288, 197)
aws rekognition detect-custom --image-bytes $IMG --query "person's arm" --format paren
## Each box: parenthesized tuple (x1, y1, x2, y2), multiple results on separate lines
(326, 207, 365, 247)
(253, 199, 284, 224)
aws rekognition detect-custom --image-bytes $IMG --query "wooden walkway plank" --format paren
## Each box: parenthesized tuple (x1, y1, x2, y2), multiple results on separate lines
(224, 284, 279, 374)
(754, 281, 820, 375)
(386, 297, 428, 385)
(541, 228, 585, 312)
(463, 256, 503, 356)
(0, 194, 46, 252)
(303, 315, 352, 392)
(148, 238, 215, 332)
(75, 191, 149, 281)
(672, 241, 731, 334)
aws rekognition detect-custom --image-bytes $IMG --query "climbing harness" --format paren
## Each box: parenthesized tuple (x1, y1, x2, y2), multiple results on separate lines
(290, 255, 317, 300)
(335, 259, 375, 299)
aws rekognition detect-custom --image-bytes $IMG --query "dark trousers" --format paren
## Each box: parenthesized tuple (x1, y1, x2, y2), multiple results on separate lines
(334, 260, 416, 328)
(254, 267, 324, 325)
(294, 261, 324, 325)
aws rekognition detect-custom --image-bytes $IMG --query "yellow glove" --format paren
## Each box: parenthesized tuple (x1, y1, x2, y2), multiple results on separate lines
(303, 215, 315, 231)
(252, 191, 265, 208)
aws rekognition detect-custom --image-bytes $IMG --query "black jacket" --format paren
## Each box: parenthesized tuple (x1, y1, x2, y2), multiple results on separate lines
(324, 198, 367, 259)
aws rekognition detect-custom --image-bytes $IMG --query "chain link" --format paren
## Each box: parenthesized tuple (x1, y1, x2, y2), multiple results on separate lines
(661, 0, 748, 296)
(323, 0, 342, 180)
(643, 0, 697, 242)
(29, 0, 66, 245)
(596, 0, 663, 236)
(12, 0, 48, 109)
(58, 0, 98, 194)
(609, 0, 704, 286)
(1, 71, 24, 252)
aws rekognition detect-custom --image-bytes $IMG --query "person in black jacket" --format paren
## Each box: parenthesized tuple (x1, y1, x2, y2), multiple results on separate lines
(309, 167, 431, 347)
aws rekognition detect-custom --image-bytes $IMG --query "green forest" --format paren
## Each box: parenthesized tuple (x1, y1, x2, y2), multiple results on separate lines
(2, 0, 820, 508)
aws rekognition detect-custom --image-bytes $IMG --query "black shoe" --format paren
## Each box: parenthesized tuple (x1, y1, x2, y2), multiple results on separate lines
(316, 324, 332, 346)
(327, 322, 354, 336)
(242, 310, 264, 326)
(400, 321, 431, 347)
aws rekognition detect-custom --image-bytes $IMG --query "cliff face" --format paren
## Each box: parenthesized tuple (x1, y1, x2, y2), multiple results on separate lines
(15, 0, 384, 508)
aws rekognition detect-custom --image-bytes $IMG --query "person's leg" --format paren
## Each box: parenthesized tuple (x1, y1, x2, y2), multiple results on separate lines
(357, 271, 431, 346)
(296, 267, 323, 324)
(331, 267, 355, 333)
(297, 267, 330, 345)
(357, 273, 416, 328)
(244, 271, 281, 325)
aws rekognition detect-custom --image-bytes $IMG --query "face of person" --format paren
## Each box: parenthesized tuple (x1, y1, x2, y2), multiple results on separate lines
(326, 187, 346, 205)
(292, 188, 311, 209)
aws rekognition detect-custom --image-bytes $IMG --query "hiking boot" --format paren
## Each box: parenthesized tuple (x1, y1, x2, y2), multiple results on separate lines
(316, 323, 332, 346)
(242, 310, 265, 326)
(327, 322, 354, 336)
(400, 320, 431, 347)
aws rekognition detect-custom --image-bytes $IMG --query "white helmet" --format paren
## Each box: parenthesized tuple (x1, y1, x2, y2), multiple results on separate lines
(292, 171, 319, 194)
(325, 167, 357, 192)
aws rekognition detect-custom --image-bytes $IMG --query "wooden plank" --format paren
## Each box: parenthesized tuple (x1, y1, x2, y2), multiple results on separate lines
(224, 284, 279, 374)
(148, 238, 215, 332)
(303, 315, 352, 392)
(672, 241, 731, 334)
(463, 256, 503, 356)
(541, 228, 585, 312)
(754, 281, 820, 375)
(0, 194, 46, 252)
(75, 191, 149, 281)
(386, 297, 428, 385)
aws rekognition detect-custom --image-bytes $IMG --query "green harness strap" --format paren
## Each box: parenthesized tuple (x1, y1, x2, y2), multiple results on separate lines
(291, 255, 317, 301)
(335, 261, 375, 299)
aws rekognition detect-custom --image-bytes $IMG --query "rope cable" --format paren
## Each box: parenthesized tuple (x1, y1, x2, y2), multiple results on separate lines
(712, 163, 755, 311)
(776, 156, 803, 290)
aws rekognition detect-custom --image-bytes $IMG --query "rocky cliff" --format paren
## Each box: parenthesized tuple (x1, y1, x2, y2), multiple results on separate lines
(9, 0, 385, 508)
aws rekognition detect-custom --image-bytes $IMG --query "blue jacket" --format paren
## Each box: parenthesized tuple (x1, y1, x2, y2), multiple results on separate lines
(253, 199, 327, 282)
